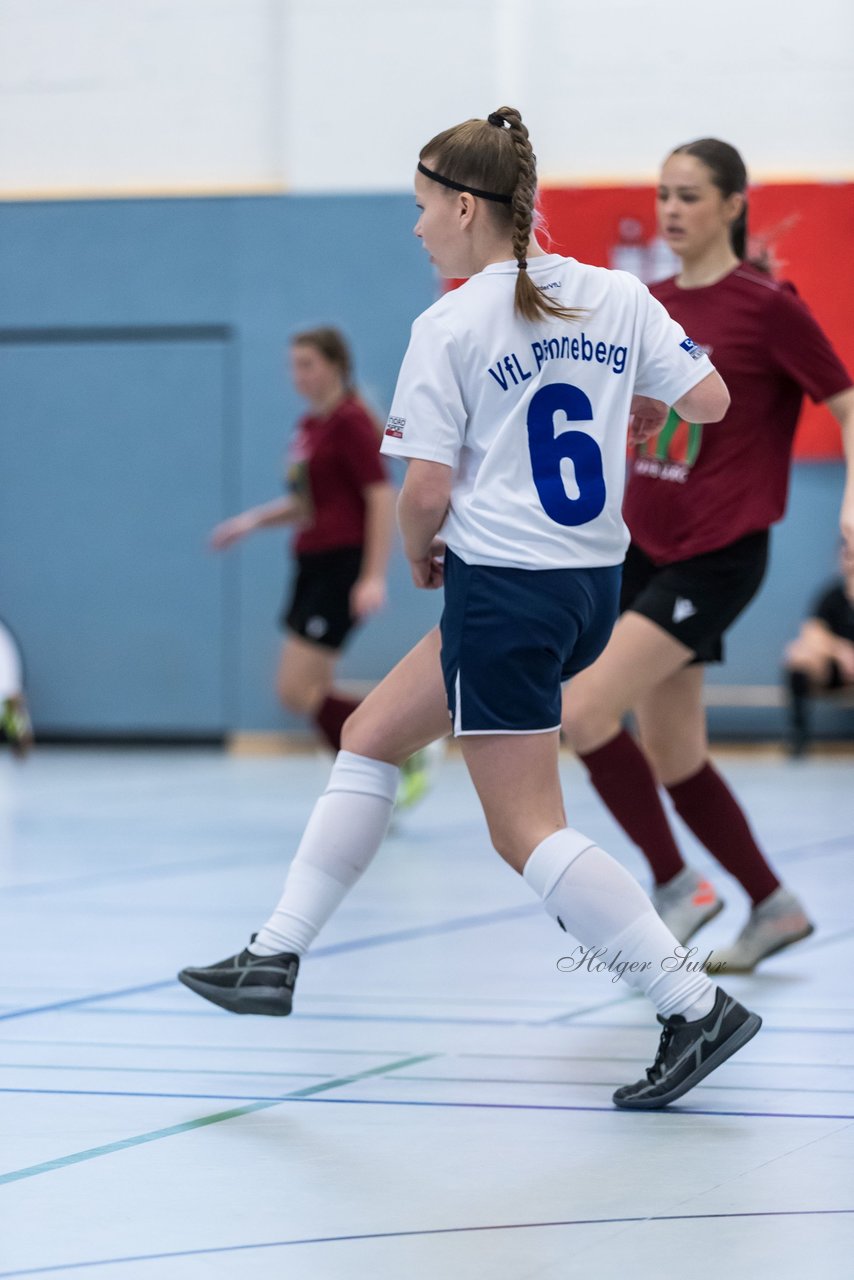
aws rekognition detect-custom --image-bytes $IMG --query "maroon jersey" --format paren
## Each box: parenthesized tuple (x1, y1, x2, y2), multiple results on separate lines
(286, 396, 388, 555)
(624, 264, 852, 563)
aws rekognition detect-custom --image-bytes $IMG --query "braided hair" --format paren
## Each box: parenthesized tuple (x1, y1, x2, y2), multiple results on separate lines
(419, 107, 583, 323)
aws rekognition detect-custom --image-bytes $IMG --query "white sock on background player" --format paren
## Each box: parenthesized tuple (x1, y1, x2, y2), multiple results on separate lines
(523, 829, 716, 1020)
(0, 623, 23, 701)
(249, 750, 399, 957)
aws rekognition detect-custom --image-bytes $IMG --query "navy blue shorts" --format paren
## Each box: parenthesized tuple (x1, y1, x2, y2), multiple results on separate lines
(440, 549, 621, 735)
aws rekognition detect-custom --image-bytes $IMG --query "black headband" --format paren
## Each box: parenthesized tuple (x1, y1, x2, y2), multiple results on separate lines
(417, 161, 512, 204)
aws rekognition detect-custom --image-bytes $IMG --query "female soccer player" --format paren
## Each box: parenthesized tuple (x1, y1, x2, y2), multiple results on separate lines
(210, 328, 396, 752)
(561, 139, 854, 971)
(181, 109, 760, 1110)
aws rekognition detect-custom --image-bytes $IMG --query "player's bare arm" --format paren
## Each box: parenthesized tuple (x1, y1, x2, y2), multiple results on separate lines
(672, 370, 730, 424)
(397, 459, 452, 588)
(209, 496, 302, 550)
(825, 386, 854, 550)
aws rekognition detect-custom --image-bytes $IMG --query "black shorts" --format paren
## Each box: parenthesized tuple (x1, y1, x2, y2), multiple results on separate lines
(621, 530, 769, 664)
(281, 547, 363, 650)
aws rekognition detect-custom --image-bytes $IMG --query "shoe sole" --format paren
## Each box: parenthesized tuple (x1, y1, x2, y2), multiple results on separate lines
(612, 1010, 763, 1111)
(177, 971, 292, 1016)
(678, 897, 725, 945)
(715, 921, 816, 973)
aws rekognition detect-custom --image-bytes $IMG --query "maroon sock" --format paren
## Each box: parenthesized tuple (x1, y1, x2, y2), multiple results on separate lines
(579, 729, 685, 885)
(666, 763, 780, 905)
(313, 694, 361, 752)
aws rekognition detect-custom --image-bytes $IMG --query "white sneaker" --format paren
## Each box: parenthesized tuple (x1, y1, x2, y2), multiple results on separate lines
(652, 866, 724, 944)
(707, 887, 814, 973)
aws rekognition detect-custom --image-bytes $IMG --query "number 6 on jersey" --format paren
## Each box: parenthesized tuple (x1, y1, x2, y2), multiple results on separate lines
(526, 382, 606, 526)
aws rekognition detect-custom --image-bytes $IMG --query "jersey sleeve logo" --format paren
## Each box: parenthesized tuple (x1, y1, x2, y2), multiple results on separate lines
(679, 337, 706, 361)
(385, 416, 405, 439)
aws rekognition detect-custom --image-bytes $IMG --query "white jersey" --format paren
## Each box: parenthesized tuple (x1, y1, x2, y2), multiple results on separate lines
(381, 253, 715, 569)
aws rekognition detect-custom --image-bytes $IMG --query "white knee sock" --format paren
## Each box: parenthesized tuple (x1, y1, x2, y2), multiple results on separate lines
(0, 624, 22, 701)
(250, 750, 399, 957)
(523, 829, 716, 1020)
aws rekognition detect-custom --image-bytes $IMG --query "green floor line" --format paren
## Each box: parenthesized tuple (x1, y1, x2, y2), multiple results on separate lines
(0, 1053, 436, 1187)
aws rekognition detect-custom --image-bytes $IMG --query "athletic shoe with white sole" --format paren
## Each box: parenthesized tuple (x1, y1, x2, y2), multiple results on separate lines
(178, 944, 299, 1016)
(652, 866, 724, 944)
(613, 986, 761, 1110)
(705, 887, 814, 973)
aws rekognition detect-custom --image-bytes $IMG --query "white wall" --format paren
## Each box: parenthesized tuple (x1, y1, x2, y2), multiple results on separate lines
(1, 0, 851, 197)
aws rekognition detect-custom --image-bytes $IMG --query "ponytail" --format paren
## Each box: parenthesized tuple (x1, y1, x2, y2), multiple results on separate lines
(419, 107, 584, 324)
(291, 326, 355, 394)
(670, 138, 771, 273)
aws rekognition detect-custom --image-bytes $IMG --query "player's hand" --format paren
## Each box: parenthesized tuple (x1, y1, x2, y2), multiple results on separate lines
(628, 395, 669, 445)
(209, 515, 255, 551)
(408, 539, 445, 590)
(836, 641, 854, 684)
(350, 575, 387, 619)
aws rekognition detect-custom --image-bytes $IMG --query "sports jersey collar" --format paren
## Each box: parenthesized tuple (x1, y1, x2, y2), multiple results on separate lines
(671, 263, 742, 292)
(479, 253, 568, 276)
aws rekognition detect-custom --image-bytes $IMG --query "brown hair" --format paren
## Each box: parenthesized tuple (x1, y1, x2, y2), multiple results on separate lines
(291, 326, 354, 392)
(420, 106, 583, 324)
(291, 326, 385, 434)
(669, 138, 769, 271)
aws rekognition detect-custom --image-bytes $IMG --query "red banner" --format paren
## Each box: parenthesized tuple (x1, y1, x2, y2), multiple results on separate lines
(536, 183, 854, 459)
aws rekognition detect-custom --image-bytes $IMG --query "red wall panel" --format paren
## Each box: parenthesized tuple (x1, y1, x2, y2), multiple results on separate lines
(537, 183, 854, 459)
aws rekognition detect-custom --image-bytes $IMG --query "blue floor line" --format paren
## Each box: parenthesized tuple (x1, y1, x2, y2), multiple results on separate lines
(309, 903, 540, 956)
(1, 1086, 851, 1123)
(0, 904, 538, 1024)
(0, 1062, 323, 1080)
(0, 846, 289, 899)
(2, 1037, 849, 1074)
(0, 1053, 437, 1187)
(1, 825, 849, 903)
(1, 1207, 853, 1277)
(0, 982, 174, 1024)
(1, 1029, 850, 1070)
(2, 1075, 853, 1102)
(388, 1075, 854, 1097)
(0, 1036, 407, 1057)
(40, 1004, 854, 1035)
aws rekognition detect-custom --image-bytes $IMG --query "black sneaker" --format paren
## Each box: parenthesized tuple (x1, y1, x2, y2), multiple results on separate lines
(613, 987, 761, 1110)
(177, 944, 299, 1016)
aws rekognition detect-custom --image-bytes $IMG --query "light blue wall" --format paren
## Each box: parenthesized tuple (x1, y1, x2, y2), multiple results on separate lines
(0, 196, 848, 738)
(0, 194, 441, 737)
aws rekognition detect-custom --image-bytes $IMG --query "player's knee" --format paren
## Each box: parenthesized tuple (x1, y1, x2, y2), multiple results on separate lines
(277, 676, 320, 718)
(340, 703, 394, 762)
(488, 826, 525, 871)
(561, 686, 616, 754)
(339, 704, 367, 755)
(642, 728, 704, 787)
